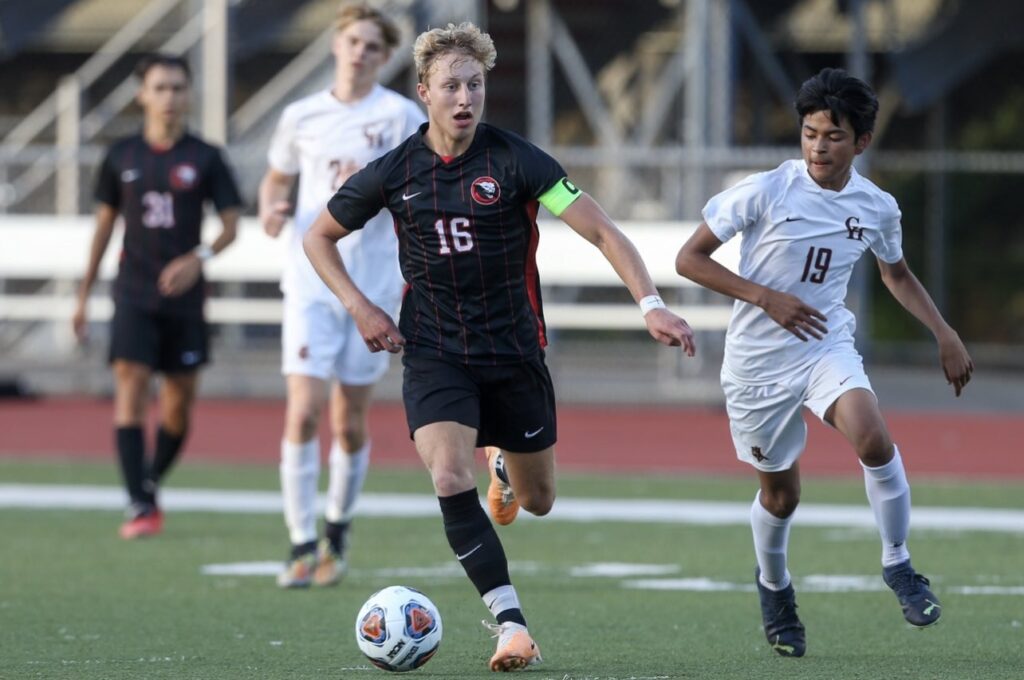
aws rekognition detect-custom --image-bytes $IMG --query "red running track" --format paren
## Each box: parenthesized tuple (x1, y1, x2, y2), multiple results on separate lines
(1, 398, 1021, 479)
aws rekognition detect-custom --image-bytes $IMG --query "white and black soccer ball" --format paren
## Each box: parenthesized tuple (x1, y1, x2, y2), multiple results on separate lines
(355, 585, 442, 672)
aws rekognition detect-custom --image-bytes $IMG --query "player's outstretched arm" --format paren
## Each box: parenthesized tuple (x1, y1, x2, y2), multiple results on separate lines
(73, 203, 118, 343)
(558, 193, 695, 355)
(258, 169, 295, 238)
(303, 208, 404, 354)
(877, 257, 974, 395)
(676, 223, 828, 341)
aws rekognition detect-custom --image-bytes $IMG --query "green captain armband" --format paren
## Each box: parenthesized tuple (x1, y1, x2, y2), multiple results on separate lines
(538, 177, 582, 217)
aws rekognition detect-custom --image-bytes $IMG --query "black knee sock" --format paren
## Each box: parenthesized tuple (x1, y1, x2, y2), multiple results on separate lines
(439, 490, 526, 626)
(325, 520, 350, 556)
(116, 426, 153, 506)
(439, 489, 513, 595)
(151, 426, 186, 483)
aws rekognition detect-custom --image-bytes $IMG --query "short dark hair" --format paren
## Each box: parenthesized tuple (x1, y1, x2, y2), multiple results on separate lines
(134, 54, 192, 82)
(794, 67, 878, 139)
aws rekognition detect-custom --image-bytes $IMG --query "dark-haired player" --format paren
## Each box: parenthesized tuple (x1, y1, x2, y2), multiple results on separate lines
(304, 21, 695, 672)
(73, 54, 242, 539)
(676, 67, 973, 657)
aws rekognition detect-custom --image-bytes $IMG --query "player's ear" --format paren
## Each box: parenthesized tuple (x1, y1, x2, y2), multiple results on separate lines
(416, 82, 430, 106)
(855, 131, 873, 155)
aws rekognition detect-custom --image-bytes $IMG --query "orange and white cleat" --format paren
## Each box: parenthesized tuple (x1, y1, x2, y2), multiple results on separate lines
(313, 539, 347, 587)
(276, 551, 317, 588)
(485, 447, 519, 526)
(484, 620, 542, 672)
(118, 507, 163, 540)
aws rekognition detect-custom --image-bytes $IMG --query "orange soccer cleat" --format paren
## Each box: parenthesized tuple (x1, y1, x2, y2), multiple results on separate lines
(118, 508, 163, 540)
(485, 447, 519, 526)
(484, 621, 542, 672)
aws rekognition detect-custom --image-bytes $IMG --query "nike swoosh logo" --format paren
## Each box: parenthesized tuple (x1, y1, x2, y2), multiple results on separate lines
(524, 427, 544, 439)
(121, 169, 140, 182)
(839, 375, 853, 386)
(785, 216, 804, 222)
(402, 191, 421, 201)
(456, 544, 482, 561)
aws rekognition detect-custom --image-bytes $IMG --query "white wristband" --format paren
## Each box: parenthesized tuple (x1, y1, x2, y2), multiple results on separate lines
(193, 244, 214, 262)
(639, 294, 666, 316)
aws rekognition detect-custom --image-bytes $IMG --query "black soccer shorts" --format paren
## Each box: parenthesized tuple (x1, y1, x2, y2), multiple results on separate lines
(401, 350, 557, 453)
(109, 304, 209, 373)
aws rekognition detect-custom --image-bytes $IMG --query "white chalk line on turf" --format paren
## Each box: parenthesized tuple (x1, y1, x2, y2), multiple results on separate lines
(2, 483, 1024, 533)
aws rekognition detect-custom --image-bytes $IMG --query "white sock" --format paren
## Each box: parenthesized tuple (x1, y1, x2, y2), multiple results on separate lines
(325, 439, 370, 524)
(862, 445, 911, 568)
(751, 491, 793, 590)
(482, 584, 522, 621)
(280, 438, 320, 545)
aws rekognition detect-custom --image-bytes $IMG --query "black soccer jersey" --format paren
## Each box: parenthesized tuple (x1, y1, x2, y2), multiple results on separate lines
(94, 133, 242, 314)
(328, 123, 570, 364)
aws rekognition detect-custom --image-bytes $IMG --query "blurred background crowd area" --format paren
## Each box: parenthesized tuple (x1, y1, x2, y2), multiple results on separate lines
(1, 0, 1021, 403)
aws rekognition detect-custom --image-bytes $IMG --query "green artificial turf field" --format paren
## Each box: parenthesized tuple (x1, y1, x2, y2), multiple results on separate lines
(2, 458, 1022, 679)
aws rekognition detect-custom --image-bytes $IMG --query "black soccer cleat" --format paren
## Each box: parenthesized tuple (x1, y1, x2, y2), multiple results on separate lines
(755, 567, 806, 657)
(883, 560, 942, 627)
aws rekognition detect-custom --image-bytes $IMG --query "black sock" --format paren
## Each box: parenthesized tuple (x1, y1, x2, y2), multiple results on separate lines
(439, 489, 524, 625)
(116, 426, 154, 506)
(325, 520, 350, 556)
(151, 426, 186, 483)
(290, 540, 317, 559)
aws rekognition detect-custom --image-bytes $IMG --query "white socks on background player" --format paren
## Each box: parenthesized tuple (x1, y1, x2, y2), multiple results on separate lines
(326, 439, 370, 525)
(861, 445, 911, 567)
(281, 439, 320, 545)
(751, 492, 793, 591)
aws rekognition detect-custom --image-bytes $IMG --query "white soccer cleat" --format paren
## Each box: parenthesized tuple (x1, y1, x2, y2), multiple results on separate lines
(483, 620, 542, 672)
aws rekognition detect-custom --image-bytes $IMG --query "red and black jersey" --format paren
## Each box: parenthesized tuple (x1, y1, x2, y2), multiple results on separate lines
(94, 132, 242, 314)
(328, 123, 567, 365)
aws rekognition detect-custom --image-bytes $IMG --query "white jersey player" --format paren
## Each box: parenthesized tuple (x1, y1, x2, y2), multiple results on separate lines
(258, 3, 424, 589)
(676, 67, 973, 657)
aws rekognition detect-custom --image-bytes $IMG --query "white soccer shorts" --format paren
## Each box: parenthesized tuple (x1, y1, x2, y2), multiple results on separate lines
(281, 294, 399, 385)
(720, 340, 874, 472)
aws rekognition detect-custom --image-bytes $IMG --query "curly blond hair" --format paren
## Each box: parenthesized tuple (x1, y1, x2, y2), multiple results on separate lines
(413, 22, 496, 83)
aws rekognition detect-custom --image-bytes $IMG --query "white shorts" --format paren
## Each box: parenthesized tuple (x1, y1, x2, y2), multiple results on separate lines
(721, 341, 874, 472)
(281, 294, 399, 385)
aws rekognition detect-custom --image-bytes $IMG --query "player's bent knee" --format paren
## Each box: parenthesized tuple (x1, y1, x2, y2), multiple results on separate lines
(517, 488, 555, 517)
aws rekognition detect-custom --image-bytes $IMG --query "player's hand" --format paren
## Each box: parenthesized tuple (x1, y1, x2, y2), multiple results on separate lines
(261, 200, 291, 238)
(644, 308, 696, 357)
(936, 327, 973, 397)
(72, 300, 88, 344)
(759, 289, 828, 341)
(158, 254, 203, 297)
(353, 302, 405, 354)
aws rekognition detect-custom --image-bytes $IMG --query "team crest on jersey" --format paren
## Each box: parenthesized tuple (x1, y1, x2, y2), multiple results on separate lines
(470, 176, 500, 205)
(169, 163, 198, 190)
(363, 120, 391, 149)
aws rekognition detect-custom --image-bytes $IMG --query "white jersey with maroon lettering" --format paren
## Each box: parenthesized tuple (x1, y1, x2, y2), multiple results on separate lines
(268, 84, 424, 302)
(702, 159, 904, 385)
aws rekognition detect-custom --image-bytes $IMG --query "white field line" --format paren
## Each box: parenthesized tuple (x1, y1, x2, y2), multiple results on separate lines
(1, 483, 1023, 533)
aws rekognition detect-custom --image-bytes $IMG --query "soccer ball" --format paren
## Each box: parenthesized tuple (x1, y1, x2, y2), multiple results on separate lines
(355, 585, 442, 672)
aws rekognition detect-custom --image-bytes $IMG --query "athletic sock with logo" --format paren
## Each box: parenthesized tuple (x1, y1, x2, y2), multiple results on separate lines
(151, 426, 186, 483)
(280, 438, 320, 546)
(862, 445, 912, 567)
(116, 425, 154, 507)
(438, 489, 525, 626)
(751, 491, 793, 590)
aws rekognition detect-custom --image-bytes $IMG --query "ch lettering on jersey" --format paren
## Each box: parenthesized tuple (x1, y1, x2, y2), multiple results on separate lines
(845, 216, 864, 241)
(142, 191, 175, 228)
(363, 120, 391, 149)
